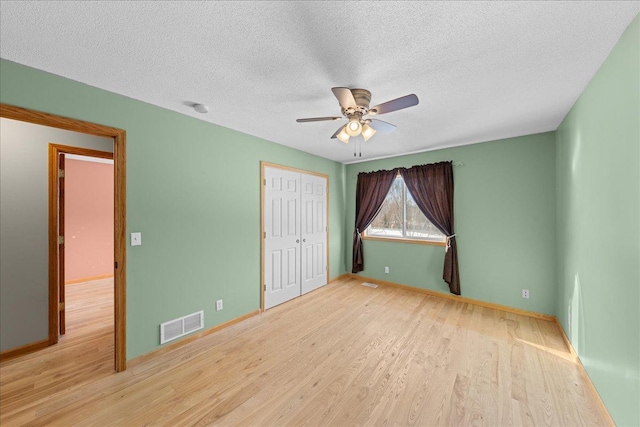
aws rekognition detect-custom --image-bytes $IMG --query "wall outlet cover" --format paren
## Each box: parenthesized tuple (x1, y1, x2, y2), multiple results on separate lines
(216, 299, 223, 311)
(521, 289, 530, 299)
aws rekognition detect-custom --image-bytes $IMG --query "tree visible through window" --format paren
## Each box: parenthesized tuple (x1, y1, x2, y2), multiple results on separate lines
(366, 175, 445, 242)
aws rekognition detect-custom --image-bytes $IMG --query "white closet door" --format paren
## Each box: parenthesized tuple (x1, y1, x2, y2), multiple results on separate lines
(264, 167, 301, 309)
(301, 174, 327, 294)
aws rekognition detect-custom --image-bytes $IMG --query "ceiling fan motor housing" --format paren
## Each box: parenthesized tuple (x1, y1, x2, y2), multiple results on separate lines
(351, 88, 371, 108)
(342, 88, 371, 120)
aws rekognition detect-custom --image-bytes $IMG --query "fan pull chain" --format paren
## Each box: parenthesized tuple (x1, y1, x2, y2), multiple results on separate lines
(353, 137, 363, 157)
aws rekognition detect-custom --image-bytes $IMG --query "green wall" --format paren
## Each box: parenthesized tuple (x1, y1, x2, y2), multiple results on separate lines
(555, 15, 639, 427)
(0, 59, 347, 359)
(345, 132, 557, 315)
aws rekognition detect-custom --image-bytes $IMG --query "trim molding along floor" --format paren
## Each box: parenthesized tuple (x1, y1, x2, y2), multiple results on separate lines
(554, 318, 615, 425)
(65, 274, 115, 285)
(0, 339, 49, 362)
(346, 273, 556, 321)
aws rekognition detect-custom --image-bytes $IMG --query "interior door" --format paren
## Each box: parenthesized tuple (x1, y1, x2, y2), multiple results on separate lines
(58, 153, 66, 335)
(301, 174, 327, 294)
(264, 167, 301, 309)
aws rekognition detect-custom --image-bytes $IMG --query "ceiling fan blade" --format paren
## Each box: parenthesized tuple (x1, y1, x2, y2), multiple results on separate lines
(296, 116, 342, 123)
(369, 94, 419, 115)
(331, 87, 357, 109)
(330, 124, 347, 139)
(368, 119, 397, 134)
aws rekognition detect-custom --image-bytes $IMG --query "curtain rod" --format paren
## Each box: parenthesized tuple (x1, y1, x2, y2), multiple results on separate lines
(352, 161, 465, 178)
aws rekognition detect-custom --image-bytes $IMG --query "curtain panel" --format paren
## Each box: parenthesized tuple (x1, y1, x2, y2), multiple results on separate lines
(400, 161, 460, 294)
(352, 168, 399, 273)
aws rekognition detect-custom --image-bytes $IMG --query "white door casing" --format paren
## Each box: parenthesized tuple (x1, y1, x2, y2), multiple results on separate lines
(301, 174, 327, 295)
(263, 165, 328, 310)
(264, 167, 301, 309)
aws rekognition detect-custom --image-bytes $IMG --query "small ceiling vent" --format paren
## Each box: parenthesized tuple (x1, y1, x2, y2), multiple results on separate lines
(160, 310, 204, 344)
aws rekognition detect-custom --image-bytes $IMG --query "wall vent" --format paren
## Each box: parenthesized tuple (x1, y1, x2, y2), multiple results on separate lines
(362, 282, 378, 288)
(160, 310, 204, 344)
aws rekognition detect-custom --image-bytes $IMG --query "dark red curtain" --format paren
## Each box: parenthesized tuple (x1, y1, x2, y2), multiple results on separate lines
(400, 162, 460, 295)
(352, 168, 398, 273)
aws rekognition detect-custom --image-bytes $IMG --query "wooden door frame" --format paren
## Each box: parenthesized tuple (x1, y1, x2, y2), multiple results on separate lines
(57, 152, 66, 336)
(1, 103, 127, 372)
(50, 145, 114, 337)
(260, 161, 329, 311)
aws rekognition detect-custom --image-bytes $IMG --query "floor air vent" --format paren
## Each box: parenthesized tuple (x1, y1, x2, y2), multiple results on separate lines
(160, 310, 204, 344)
(362, 282, 378, 288)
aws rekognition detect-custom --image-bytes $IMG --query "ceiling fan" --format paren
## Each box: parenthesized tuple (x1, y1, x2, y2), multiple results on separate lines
(296, 87, 419, 144)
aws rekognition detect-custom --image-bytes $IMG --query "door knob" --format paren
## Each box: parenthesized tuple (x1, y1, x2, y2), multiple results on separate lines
(296, 239, 299, 243)
(303, 239, 306, 242)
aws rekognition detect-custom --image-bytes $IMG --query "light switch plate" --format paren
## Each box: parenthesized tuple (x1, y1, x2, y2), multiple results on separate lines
(131, 232, 142, 246)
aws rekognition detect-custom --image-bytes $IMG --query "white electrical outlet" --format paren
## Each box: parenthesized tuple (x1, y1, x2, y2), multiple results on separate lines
(384, 266, 389, 274)
(522, 289, 530, 299)
(216, 299, 223, 311)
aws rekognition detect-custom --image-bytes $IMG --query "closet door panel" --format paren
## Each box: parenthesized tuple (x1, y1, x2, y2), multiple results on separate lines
(301, 174, 327, 295)
(264, 167, 301, 309)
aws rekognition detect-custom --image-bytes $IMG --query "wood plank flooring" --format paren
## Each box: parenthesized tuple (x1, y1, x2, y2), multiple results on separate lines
(0, 276, 611, 426)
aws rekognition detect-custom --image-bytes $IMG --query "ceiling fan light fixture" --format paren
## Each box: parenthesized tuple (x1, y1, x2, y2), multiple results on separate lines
(361, 124, 376, 141)
(346, 118, 362, 137)
(336, 127, 350, 143)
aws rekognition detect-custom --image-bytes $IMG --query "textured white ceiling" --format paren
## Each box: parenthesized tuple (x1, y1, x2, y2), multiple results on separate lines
(1, 1, 638, 164)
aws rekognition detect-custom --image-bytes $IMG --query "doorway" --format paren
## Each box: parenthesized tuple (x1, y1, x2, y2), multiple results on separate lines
(51, 146, 114, 338)
(0, 103, 127, 372)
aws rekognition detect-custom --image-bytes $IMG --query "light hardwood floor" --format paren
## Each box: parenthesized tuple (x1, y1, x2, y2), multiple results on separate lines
(0, 276, 610, 426)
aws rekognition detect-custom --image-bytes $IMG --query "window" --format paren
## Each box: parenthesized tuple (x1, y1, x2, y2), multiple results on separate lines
(365, 175, 445, 244)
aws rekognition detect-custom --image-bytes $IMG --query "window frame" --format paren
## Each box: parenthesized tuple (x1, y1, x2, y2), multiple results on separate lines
(363, 174, 446, 247)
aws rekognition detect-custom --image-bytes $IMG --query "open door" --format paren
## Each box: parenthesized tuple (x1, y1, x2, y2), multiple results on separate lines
(58, 153, 66, 335)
